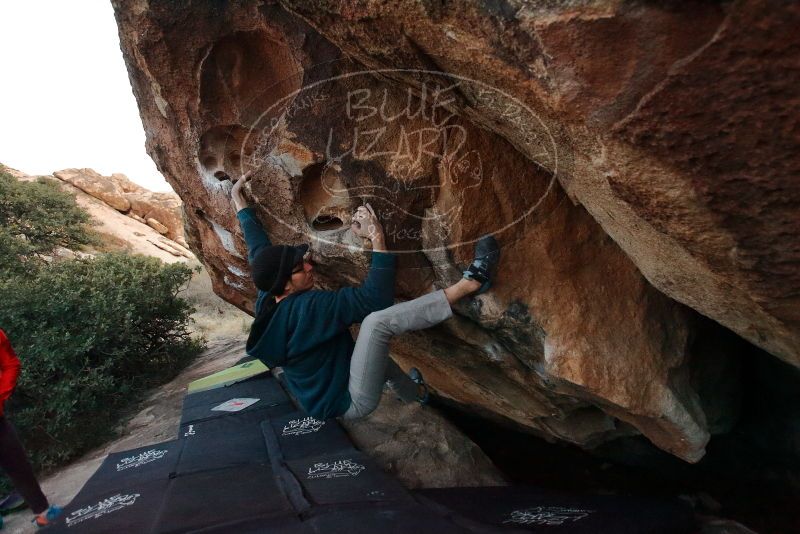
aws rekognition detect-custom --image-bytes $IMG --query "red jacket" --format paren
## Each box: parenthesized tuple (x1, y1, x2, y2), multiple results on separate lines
(0, 329, 21, 416)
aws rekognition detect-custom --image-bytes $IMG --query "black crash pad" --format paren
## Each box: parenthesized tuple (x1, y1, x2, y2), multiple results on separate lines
(303, 503, 470, 534)
(56, 359, 700, 534)
(78, 439, 184, 499)
(267, 410, 356, 461)
(154, 464, 295, 533)
(176, 410, 272, 474)
(416, 486, 696, 533)
(47, 479, 168, 534)
(181, 375, 288, 409)
(178, 403, 295, 440)
(187, 515, 314, 533)
(284, 451, 413, 507)
(179, 375, 293, 426)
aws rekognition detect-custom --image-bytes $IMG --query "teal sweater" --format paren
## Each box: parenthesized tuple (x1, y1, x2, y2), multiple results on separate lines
(237, 207, 396, 419)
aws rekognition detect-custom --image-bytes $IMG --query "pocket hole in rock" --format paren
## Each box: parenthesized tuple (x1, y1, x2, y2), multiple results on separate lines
(297, 161, 352, 232)
(312, 214, 345, 231)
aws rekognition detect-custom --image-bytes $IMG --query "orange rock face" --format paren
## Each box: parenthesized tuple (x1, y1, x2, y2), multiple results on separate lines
(53, 168, 186, 243)
(54, 168, 131, 212)
(111, 0, 797, 462)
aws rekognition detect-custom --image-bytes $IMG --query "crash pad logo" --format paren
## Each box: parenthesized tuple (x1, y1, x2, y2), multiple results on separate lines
(115, 449, 168, 471)
(183, 425, 196, 437)
(307, 459, 365, 479)
(241, 64, 560, 256)
(65, 493, 140, 527)
(282, 416, 325, 436)
(503, 506, 594, 526)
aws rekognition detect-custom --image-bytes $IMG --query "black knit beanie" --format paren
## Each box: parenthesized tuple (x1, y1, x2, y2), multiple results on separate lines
(251, 244, 309, 295)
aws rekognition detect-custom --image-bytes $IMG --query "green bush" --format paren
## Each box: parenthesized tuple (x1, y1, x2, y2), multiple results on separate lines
(0, 254, 202, 472)
(0, 172, 96, 272)
(0, 168, 204, 482)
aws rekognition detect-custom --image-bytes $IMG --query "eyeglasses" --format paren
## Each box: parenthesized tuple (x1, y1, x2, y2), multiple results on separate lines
(291, 255, 314, 275)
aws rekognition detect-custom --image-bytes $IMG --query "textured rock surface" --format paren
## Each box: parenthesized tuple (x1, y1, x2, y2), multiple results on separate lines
(111, 0, 796, 462)
(54, 168, 131, 212)
(53, 168, 186, 243)
(280, 0, 800, 368)
(127, 191, 186, 244)
(109, 172, 147, 194)
(146, 216, 169, 235)
(341, 391, 507, 488)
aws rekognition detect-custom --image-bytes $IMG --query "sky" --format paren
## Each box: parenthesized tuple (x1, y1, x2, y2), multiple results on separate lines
(0, 1, 171, 192)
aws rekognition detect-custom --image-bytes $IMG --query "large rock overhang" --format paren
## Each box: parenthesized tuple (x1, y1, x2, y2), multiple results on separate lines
(112, 0, 798, 463)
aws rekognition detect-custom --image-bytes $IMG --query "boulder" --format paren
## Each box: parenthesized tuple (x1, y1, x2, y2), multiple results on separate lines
(341, 391, 507, 489)
(109, 172, 146, 194)
(279, 0, 800, 368)
(126, 191, 185, 242)
(110, 0, 797, 463)
(146, 217, 169, 235)
(52, 168, 186, 242)
(54, 168, 130, 212)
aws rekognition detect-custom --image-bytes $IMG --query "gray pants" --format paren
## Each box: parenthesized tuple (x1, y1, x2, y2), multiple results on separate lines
(341, 290, 453, 419)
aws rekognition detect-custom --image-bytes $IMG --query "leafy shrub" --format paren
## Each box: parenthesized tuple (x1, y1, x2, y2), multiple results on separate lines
(0, 169, 204, 481)
(0, 172, 96, 273)
(0, 254, 202, 472)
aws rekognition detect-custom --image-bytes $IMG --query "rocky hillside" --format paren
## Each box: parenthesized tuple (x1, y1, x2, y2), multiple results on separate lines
(110, 1, 799, 464)
(2, 164, 193, 263)
(52, 168, 188, 247)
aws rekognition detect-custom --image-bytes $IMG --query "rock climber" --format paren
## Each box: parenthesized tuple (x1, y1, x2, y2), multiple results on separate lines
(230, 173, 500, 420)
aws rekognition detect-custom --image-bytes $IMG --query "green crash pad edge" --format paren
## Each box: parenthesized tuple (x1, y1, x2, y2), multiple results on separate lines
(187, 360, 270, 394)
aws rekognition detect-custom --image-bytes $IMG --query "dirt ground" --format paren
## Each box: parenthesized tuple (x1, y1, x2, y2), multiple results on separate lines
(181, 266, 252, 342)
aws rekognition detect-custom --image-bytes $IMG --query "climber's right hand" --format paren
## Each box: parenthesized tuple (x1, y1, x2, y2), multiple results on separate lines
(351, 203, 386, 252)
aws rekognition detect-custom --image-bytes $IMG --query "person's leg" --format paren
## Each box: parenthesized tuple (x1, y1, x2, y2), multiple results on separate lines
(384, 358, 419, 404)
(0, 416, 49, 514)
(444, 278, 482, 304)
(379, 280, 483, 405)
(342, 235, 500, 419)
(342, 290, 453, 419)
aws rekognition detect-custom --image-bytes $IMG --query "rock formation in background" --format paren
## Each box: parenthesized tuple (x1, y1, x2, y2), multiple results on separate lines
(3, 164, 194, 263)
(54, 168, 187, 247)
(111, 0, 798, 463)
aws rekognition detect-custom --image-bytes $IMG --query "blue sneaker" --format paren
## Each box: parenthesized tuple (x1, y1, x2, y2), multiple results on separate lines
(408, 367, 430, 405)
(463, 235, 500, 294)
(0, 491, 25, 514)
(33, 505, 62, 528)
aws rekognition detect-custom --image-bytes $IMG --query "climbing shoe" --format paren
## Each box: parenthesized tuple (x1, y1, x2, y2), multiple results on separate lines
(0, 491, 25, 514)
(463, 235, 500, 294)
(408, 367, 430, 405)
(33, 505, 62, 528)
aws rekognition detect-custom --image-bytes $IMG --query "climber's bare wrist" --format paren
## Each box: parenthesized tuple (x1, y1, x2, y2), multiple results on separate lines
(233, 197, 249, 212)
